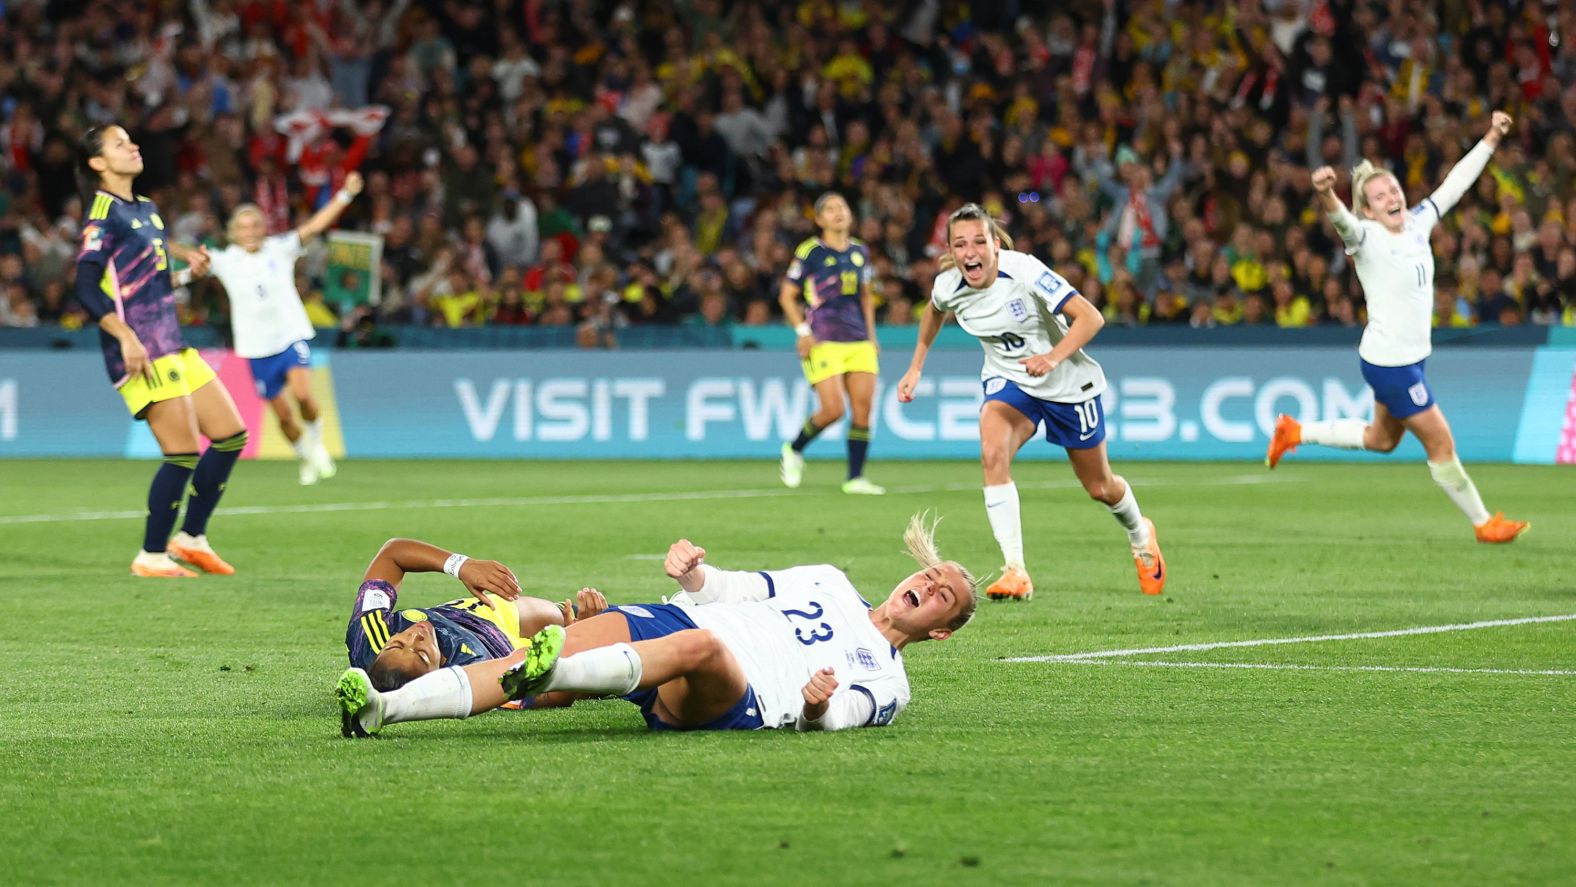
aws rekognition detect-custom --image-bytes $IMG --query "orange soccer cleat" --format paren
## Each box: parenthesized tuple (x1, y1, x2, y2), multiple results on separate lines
(986, 565, 1034, 601)
(168, 533, 236, 575)
(1133, 518, 1167, 596)
(131, 551, 197, 578)
(1265, 414, 1302, 469)
(1473, 512, 1529, 544)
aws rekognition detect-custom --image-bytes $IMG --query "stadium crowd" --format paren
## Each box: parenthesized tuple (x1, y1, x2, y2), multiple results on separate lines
(1, 0, 1574, 339)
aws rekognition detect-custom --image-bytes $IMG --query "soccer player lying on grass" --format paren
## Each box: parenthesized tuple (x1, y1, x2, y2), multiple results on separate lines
(336, 514, 978, 736)
(347, 538, 607, 693)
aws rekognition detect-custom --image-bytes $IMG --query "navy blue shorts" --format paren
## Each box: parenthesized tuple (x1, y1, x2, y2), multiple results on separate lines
(1360, 359, 1435, 419)
(248, 341, 312, 400)
(982, 378, 1106, 450)
(607, 604, 765, 732)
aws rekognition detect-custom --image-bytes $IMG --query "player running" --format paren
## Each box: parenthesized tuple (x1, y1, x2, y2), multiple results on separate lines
(208, 172, 364, 485)
(897, 204, 1166, 600)
(1268, 110, 1528, 544)
(336, 514, 977, 735)
(73, 124, 247, 578)
(345, 537, 605, 692)
(777, 192, 885, 495)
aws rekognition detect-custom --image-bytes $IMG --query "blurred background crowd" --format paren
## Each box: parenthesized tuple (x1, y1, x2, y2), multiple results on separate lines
(1, 0, 1574, 341)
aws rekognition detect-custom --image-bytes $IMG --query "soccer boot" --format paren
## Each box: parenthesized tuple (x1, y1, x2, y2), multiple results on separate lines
(841, 476, 886, 495)
(779, 443, 804, 488)
(1474, 512, 1529, 544)
(311, 443, 338, 481)
(336, 668, 385, 738)
(168, 532, 236, 575)
(986, 565, 1034, 601)
(1265, 414, 1302, 469)
(299, 459, 320, 486)
(499, 624, 567, 700)
(131, 550, 197, 578)
(1133, 518, 1167, 596)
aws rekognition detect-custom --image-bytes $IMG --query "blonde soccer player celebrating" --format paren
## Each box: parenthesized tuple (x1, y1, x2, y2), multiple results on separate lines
(207, 172, 363, 485)
(1267, 111, 1528, 544)
(897, 204, 1166, 600)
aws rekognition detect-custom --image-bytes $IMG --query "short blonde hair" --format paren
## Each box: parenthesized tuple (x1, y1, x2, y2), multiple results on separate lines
(938, 203, 1015, 271)
(226, 203, 266, 241)
(1349, 160, 1397, 219)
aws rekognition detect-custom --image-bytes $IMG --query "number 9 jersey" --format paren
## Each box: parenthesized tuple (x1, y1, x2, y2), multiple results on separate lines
(931, 249, 1106, 404)
(680, 564, 911, 731)
(74, 191, 185, 384)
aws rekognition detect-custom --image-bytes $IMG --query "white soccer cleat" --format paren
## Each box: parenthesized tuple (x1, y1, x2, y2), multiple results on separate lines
(779, 443, 804, 488)
(841, 477, 886, 495)
(299, 459, 320, 486)
(311, 443, 337, 480)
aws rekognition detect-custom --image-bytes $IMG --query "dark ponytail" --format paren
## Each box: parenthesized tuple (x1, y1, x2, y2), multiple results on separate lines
(76, 125, 113, 207)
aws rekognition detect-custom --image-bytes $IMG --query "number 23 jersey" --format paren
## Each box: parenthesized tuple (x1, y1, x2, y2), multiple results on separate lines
(684, 565, 910, 730)
(931, 249, 1106, 403)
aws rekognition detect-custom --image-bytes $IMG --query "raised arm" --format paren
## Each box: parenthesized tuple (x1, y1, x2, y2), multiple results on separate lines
(1311, 165, 1364, 253)
(897, 299, 948, 402)
(1428, 111, 1510, 218)
(663, 538, 773, 604)
(362, 537, 521, 607)
(297, 171, 363, 244)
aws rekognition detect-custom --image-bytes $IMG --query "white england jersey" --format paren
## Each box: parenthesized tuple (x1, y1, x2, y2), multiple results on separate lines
(681, 565, 910, 731)
(1337, 139, 1495, 367)
(931, 250, 1106, 402)
(210, 233, 315, 359)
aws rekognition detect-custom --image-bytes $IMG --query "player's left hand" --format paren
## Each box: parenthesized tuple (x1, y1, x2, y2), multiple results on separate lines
(801, 667, 838, 720)
(344, 171, 364, 196)
(458, 558, 522, 607)
(1019, 353, 1060, 377)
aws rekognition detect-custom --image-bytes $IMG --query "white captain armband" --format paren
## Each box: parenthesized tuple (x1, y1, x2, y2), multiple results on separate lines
(360, 588, 391, 612)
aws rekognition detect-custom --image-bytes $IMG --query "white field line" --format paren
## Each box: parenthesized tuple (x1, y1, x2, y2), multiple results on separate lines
(0, 473, 1287, 526)
(1055, 659, 1576, 677)
(1003, 613, 1576, 663)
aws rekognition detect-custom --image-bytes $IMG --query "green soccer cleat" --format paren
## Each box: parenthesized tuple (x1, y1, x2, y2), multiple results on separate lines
(499, 624, 567, 701)
(336, 667, 385, 738)
(841, 476, 886, 495)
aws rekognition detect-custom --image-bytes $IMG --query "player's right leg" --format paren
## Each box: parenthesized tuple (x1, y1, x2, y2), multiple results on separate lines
(287, 366, 335, 480)
(979, 400, 1038, 601)
(781, 367, 846, 488)
(267, 395, 317, 486)
(1405, 406, 1528, 542)
(136, 393, 203, 578)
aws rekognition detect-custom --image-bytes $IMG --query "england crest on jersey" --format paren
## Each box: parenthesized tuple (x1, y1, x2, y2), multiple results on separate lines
(1008, 298, 1028, 321)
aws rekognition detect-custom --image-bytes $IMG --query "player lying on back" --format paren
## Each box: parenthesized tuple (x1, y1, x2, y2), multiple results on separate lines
(336, 514, 978, 735)
(346, 538, 606, 693)
(1268, 110, 1527, 544)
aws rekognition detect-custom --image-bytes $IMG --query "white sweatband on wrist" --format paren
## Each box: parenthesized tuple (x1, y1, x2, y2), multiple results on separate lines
(171, 268, 193, 287)
(335, 189, 354, 205)
(443, 553, 469, 578)
(794, 322, 811, 337)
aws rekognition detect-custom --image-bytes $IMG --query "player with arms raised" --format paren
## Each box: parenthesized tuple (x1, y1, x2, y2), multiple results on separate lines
(1268, 111, 1527, 544)
(777, 192, 885, 495)
(208, 172, 364, 485)
(898, 204, 1167, 600)
(335, 514, 977, 735)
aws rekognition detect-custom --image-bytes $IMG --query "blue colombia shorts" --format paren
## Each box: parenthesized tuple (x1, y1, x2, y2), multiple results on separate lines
(1360, 358, 1434, 419)
(607, 604, 765, 732)
(982, 377, 1106, 450)
(248, 340, 312, 400)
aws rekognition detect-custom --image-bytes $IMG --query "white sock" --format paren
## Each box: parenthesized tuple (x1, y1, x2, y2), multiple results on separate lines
(291, 437, 309, 458)
(382, 666, 473, 725)
(1300, 418, 1367, 449)
(1428, 456, 1491, 526)
(1107, 481, 1151, 548)
(983, 482, 1025, 570)
(543, 643, 642, 695)
(304, 418, 323, 445)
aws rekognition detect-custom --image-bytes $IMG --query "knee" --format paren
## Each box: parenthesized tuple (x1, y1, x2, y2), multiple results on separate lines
(980, 447, 1012, 476)
(672, 629, 727, 668)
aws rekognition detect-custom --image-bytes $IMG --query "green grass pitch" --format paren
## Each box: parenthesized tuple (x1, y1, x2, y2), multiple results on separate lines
(1, 458, 1571, 885)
